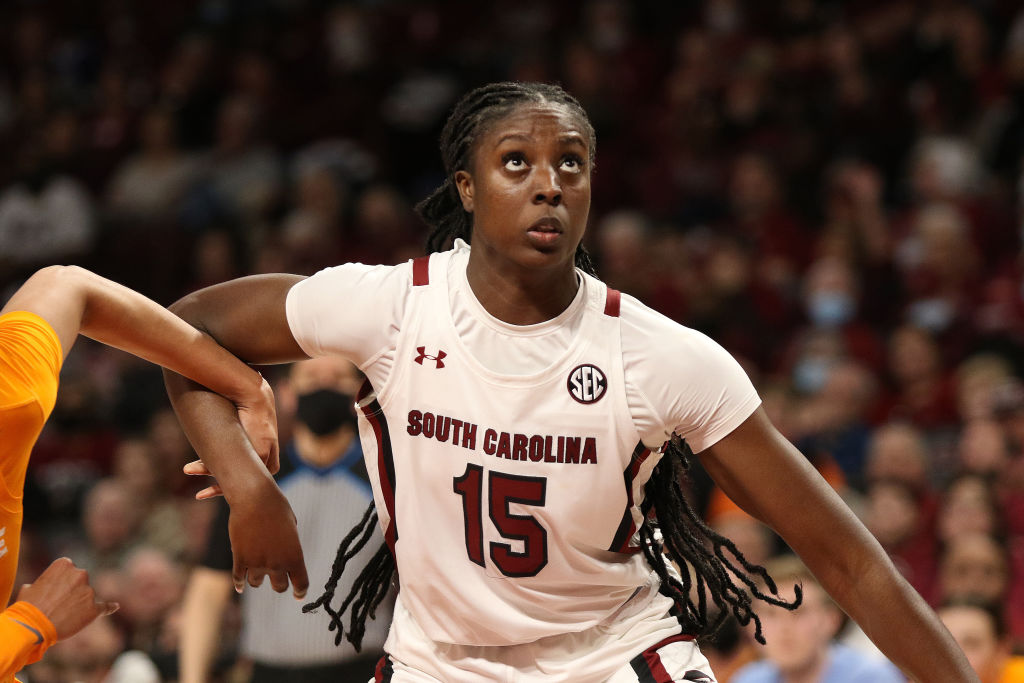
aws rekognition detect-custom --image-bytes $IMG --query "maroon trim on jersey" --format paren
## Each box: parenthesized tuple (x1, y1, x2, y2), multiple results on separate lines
(357, 379, 398, 558)
(629, 633, 701, 683)
(374, 654, 395, 681)
(604, 287, 621, 317)
(608, 442, 652, 553)
(412, 256, 430, 286)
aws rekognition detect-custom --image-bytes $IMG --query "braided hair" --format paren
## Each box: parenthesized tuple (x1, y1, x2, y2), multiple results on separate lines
(304, 81, 800, 651)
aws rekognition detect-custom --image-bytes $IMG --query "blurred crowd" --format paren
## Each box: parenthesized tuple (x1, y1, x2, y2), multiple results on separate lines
(3, 0, 1024, 680)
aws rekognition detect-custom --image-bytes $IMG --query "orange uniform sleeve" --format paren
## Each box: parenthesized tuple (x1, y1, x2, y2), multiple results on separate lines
(0, 601, 58, 683)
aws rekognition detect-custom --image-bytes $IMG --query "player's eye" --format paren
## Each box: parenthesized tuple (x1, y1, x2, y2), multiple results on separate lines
(560, 154, 585, 173)
(502, 152, 527, 171)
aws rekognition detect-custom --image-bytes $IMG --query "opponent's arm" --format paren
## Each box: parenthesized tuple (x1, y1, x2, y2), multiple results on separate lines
(0, 265, 278, 464)
(162, 274, 311, 597)
(700, 407, 977, 683)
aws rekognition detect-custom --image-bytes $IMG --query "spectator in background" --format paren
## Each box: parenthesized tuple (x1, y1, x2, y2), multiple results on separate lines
(898, 203, 982, 361)
(935, 533, 1021, 639)
(73, 479, 143, 574)
(110, 437, 188, 560)
(0, 140, 94, 274)
(182, 94, 282, 234)
(953, 354, 1016, 423)
(731, 556, 904, 683)
(794, 359, 879, 490)
(879, 323, 959, 433)
(938, 598, 1024, 683)
(593, 209, 653, 300)
(179, 357, 390, 683)
(117, 547, 185, 674)
(936, 475, 1002, 546)
(797, 256, 884, 374)
(864, 477, 938, 600)
(106, 106, 199, 223)
(279, 163, 349, 275)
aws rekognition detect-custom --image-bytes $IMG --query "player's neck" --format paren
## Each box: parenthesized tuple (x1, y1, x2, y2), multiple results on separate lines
(465, 257, 579, 325)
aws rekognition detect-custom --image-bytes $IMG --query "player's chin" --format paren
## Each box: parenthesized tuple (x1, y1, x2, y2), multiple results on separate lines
(517, 247, 575, 271)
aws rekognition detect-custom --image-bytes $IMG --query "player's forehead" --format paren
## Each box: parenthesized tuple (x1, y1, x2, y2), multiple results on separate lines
(476, 102, 590, 151)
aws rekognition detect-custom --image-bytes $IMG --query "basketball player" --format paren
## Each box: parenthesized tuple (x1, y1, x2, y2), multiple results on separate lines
(163, 83, 977, 681)
(0, 265, 302, 681)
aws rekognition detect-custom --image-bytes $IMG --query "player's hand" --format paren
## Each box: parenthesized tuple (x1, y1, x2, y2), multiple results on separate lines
(16, 557, 119, 640)
(183, 459, 223, 500)
(188, 374, 280, 501)
(236, 374, 280, 474)
(227, 478, 309, 600)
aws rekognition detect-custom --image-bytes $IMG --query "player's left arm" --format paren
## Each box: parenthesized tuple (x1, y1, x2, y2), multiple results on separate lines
(699, 406, 978, 683)
(1, 265, 278, 468)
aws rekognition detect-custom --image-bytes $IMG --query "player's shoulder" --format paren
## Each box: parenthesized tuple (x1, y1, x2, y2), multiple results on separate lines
(289, 258, 418, 308)
(617, 290, 719, 349)
(0, 311, 62, 372)
(305, 258, 415, 285)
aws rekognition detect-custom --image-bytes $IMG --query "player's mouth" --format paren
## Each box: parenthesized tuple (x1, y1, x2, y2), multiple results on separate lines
(527, 217, 564, 246)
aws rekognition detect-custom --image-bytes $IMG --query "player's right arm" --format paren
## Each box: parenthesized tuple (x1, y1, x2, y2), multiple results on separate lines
(163, 274, 311, 598)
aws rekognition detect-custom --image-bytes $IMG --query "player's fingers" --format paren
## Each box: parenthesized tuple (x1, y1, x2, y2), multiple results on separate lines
(267, 441, 280, 475)
(96, 601, 119, 617)
(232, 562, 246, 594)
(290, 565, 309, 600)
(247, 569, 267, 589)
(268, 570, 290, 593)
(183, 460, 211, 476)
(195, 485, 224, 501)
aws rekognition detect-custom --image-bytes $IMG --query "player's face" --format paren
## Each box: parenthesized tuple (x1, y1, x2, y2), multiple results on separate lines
(456, 102, 591, 276)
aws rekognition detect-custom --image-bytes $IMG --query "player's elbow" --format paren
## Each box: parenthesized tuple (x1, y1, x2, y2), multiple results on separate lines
(168, 290, 209, 332)
(27, 264, 91, 293)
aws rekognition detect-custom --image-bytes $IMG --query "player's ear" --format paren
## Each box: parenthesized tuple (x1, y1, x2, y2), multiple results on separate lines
(454, 170, 474, 213)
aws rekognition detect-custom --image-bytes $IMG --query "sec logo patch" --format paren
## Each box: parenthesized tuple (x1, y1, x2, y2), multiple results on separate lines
(567, 364, 607, 404)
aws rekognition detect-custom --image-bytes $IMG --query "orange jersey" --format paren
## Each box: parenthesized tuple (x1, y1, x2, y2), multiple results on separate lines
(0, 311, 62, 682)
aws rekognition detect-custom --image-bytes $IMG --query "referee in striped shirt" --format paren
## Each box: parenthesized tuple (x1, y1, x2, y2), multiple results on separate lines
(179, 357, 391, 683)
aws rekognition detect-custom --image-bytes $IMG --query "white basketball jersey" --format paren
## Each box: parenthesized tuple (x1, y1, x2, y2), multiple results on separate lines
(355, 252, 665, 647)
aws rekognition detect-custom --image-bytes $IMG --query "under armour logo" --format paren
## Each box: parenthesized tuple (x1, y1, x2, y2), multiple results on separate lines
(415, 346, 447, 368)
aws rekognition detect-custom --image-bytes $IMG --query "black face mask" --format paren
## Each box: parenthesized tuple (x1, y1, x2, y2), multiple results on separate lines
(295, 388, 355, 436)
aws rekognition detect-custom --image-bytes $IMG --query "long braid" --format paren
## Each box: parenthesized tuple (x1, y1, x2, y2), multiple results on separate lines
(641, 436, 802, 644)
(302, 501, 394, 650)
(307, 82, 796, 650)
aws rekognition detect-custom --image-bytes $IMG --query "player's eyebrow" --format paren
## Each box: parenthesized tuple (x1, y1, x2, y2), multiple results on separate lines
(495, 132, 587, 147)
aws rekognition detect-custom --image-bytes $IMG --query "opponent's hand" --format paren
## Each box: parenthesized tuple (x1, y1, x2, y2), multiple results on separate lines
(183, 459, 222, 500)
(16, 557, 119, 640)
(227, 479, 309, 600)
(236, 374, 280, 474)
